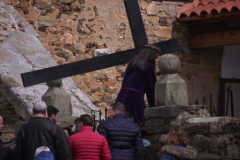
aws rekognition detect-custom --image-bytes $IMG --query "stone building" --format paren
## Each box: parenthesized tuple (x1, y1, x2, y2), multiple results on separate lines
(176, 0, 240, 117)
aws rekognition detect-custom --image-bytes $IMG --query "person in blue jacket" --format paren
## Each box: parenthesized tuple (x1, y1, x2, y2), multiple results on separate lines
(99, 102, 143, 160)
(34, 146, 55, 160)
(162, 128, 198, 160)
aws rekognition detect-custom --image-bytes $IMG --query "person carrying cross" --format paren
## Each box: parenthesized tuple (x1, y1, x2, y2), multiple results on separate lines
(115, 45, 160, 124)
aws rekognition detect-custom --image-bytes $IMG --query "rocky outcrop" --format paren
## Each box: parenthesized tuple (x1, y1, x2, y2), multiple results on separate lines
(0, 2, 99, 121)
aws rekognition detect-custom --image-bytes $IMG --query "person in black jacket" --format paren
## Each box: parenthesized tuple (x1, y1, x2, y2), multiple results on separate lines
(47, 106, 72, 160)
(15, 101, 67, 160)
(99, 102, 143, 160)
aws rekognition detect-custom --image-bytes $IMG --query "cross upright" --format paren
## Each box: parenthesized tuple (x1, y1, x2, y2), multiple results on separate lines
(21, 0, 180, 87)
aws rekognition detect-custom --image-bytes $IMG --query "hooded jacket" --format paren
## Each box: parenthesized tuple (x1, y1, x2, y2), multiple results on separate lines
(162, 145, 198, 160)
(99, 113, 143, 160)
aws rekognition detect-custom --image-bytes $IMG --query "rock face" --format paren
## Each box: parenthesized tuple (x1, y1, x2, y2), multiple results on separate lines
(0, 2, 98, 121)
(155, 54, 188, 106)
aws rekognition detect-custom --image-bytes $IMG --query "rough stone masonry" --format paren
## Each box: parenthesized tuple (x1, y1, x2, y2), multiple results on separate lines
(2, 0, 223, 114)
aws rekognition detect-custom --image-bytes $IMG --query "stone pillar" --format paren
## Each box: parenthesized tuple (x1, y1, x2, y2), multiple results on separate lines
(155, 53, 188, 106)
(42, 79, 72, 116)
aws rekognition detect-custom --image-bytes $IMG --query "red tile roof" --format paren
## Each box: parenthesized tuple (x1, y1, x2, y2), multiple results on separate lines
(177, 0, 240, 18)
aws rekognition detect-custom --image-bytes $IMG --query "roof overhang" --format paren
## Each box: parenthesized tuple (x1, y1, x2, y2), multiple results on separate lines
(177, 0, 240, 23)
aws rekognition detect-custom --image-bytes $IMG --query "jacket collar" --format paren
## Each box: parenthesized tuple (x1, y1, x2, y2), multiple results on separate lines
(31, 115, 49, 119)
(162, 145, 198, 159)
(112, 113, 128, 119)
(80, 126, 93, 132)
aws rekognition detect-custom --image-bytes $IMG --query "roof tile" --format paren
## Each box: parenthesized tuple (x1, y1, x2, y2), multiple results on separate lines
(177, 0, 240, 18)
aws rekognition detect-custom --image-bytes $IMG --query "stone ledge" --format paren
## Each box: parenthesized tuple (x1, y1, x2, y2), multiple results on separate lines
(145, 119, 164, 127)
(186, 117, 221, 124)
(196, 153, 222, 160)
(144, 105, 206, 119)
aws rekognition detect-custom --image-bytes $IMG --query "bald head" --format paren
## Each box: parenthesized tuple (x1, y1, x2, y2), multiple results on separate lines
(35, 146, 50, 156)
(33, 101, 47, 115)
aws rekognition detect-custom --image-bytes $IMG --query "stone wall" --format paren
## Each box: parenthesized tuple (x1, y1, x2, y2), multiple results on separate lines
(3, 0, 223, 114)
(145, 106, 240, 159)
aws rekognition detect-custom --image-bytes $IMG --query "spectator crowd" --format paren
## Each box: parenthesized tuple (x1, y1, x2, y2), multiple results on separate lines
(0, 101, 197, 160)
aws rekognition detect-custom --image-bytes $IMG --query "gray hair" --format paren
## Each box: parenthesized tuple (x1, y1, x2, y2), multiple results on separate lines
(33, 101, 47, 114)
(35, 146, 50, 156)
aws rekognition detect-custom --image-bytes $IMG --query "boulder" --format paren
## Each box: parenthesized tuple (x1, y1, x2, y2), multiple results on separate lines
(0, 2, 99, 121)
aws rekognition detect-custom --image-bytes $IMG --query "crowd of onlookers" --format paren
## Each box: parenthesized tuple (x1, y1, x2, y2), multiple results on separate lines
(0, 101, 197, 160)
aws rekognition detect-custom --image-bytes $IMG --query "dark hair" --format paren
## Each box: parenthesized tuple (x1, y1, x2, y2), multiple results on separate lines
(126, 111, 133, 120)
(47, 106, 59, 117)
(134, 146, 159, 160)
(111, 102, 126, 113)
(168, 128, 188, 147)
(33, 101, 47, 114)
(80, 114, 93, 126)
(127, 47, 159, 72)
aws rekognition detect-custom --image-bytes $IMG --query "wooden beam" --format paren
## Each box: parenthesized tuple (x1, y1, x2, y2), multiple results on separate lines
(21, 39, 180, 87)
(190, 22, 240, 36)
(124, 0, 148, 48)
(21, 0, 181, 87)
(188, 30, 240, 49)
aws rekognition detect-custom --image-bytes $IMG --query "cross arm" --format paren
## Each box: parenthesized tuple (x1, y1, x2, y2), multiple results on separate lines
(21, 39, 180, 87)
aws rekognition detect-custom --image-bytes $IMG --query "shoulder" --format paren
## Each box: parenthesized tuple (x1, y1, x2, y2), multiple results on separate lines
(127, 120, 141, 130)
(101, 119, 115, 128)
(147, 62, 155, 68)
(162, 145, 177, 153)
(38, 118, 60, 131)
(162, 145, 198, 159)
(21, 118, 53, 128)
(146, 62, 155, 72)
(162, 153, 175, 160)
(94, 132, 107, 141)
(69, 132, 80, 140)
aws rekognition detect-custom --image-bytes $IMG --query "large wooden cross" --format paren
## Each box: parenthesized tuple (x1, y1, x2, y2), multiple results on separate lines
(21, 0, 180, 87)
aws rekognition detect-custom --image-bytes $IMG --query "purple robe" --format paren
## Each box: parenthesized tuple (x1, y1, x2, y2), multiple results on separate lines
(115, 62, 156, 123)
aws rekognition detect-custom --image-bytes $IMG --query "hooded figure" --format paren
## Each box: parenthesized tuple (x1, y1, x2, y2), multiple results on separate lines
(162, 128, 198, 160)
(116, 45, 160, 124)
